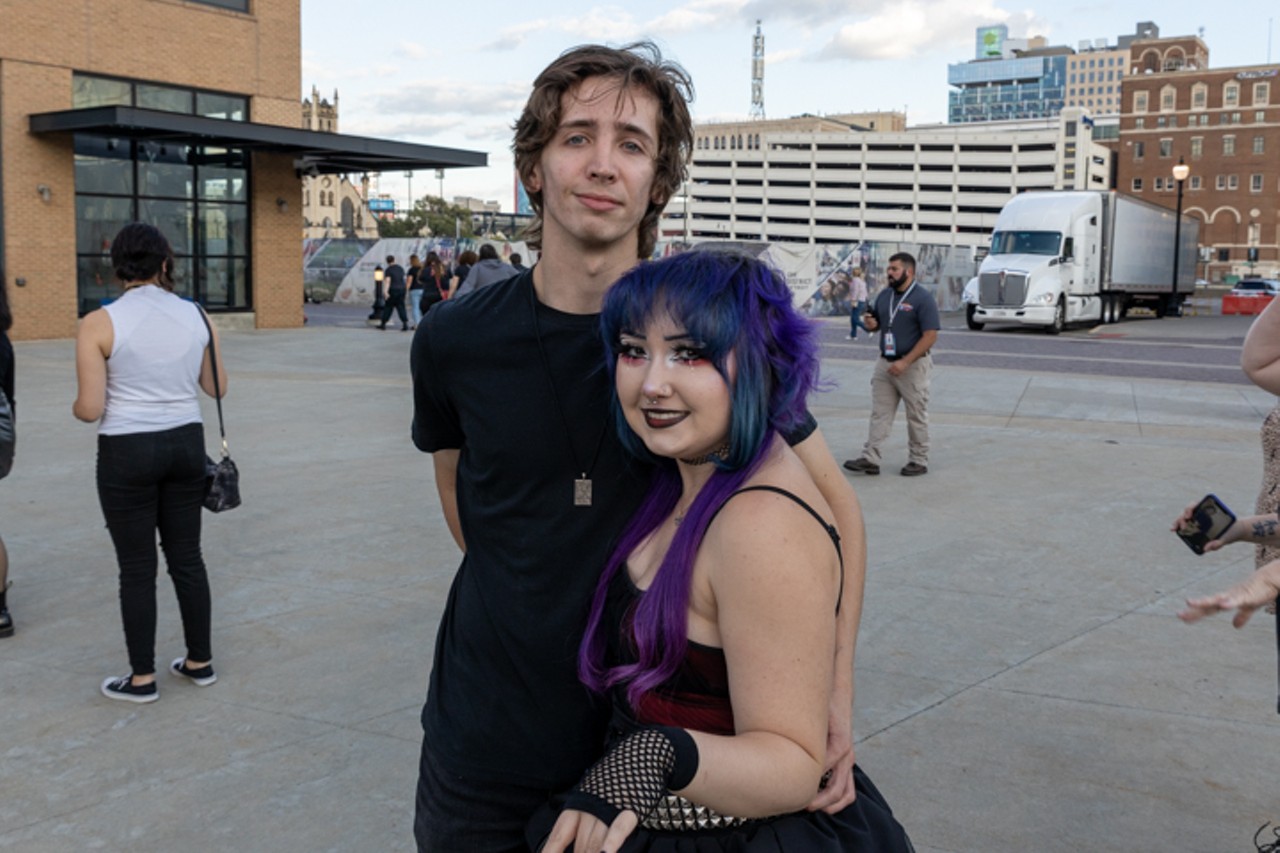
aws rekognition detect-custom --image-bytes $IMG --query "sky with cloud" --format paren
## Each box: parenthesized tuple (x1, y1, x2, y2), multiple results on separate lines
(301, 0, 1272, 209)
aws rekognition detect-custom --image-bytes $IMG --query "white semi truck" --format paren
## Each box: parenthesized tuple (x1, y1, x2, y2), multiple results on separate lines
(964, 190, 1201, 333)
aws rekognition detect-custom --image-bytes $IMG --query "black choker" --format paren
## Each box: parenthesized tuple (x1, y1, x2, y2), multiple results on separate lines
(680, 441, 730, 466)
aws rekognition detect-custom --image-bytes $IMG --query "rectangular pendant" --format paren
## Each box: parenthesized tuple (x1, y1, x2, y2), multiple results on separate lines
(574, 478, 593, 507)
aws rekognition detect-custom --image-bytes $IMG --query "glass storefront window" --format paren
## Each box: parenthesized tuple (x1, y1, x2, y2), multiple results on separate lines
(138, 142, 194, 199)
(200, 203, 249, 257)
(191, 0, 249, 10)
(72, 76, 131, 108)
(74, 136, 134, 195)
(138, 199, 195, 256)
(73, 76, 251, 313)
(197, 149, 248, 200)
(197, 93, 248, 121)
(200, 258, 248, 309)
(76, 196, 134, 255)
(137, 84, 194, 114)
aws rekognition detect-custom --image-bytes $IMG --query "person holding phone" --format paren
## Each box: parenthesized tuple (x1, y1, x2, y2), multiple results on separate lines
(843, 252, 939, 478)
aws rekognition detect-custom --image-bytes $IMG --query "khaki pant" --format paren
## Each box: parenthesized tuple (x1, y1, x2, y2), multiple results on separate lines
(860, 354, 931, 466)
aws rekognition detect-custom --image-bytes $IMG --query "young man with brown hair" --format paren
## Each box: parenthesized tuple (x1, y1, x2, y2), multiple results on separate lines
(410, 42, 866, 851)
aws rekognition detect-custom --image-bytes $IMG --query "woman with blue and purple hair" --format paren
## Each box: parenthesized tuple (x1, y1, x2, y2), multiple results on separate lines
(533, 249, 910, 852)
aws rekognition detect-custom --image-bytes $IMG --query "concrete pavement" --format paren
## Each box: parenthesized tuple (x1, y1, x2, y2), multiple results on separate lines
(1, 314, 1277, 852)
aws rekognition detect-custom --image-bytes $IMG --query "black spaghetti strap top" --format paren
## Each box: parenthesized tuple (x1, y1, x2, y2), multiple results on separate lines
(704, 485, 845, 615)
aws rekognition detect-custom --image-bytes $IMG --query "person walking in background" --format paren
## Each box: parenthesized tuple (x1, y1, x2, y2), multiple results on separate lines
(417, 251, 450, 317)
(73, 223, 228, 703)
(847, 266, 868, 340)
(844, 252, 939, 477)
(406, 253, 425, 330)
(449, 250, 477, 296)
(451, 243, 517, 298)
(509, 252, 526, 272)
(377, 255, 409, 331)
(0, 273, 14, 638)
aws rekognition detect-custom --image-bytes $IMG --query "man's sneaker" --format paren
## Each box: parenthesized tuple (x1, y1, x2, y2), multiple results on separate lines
(843, 458, 880, 475)
(170, 658, 218, 687)
(0, 607, 13, 638)
(900, 461, 929, 477)
(101, 675, 158, 704)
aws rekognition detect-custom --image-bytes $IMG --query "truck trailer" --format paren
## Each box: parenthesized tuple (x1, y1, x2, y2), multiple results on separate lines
(964, 190, 1200, 333)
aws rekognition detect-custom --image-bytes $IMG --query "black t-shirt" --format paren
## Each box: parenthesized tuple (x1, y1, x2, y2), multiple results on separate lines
(385, 263, 407, 292)
(407, 264, 423, 289)
(410, 270, 819, 787)
(411, 270, 646, 787)
(869, 281, 941, 360)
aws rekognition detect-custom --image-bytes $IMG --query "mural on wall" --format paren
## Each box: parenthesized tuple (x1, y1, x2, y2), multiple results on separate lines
(655, 240, 978, 313)
(303, 237, 530, 304)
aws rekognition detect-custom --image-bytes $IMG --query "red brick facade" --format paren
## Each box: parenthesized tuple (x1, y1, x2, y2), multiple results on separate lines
(1118, 38, 1279, 281)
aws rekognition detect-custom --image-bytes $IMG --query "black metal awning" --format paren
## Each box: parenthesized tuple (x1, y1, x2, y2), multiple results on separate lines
(29, 105, 487, 175)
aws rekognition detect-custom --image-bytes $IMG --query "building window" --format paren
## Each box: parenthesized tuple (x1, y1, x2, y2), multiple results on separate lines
(1159, 138, 1172, 157)
(1160, 85, 1176, 111)
(1224, 83, 1239, 107)
(1228, 175, 1239, 190)
(1256, 82, 1271, 105)
(1258, 110, 1268, 123)
(1157, 116, 1166, 128)
(1135, 117, 1145, 129)
(1191, 84, 1207, 109)
(1131, 177, 1143, 191)
(1189, 175, 1201, 190)
(71, 74, 250, 314)
(1216, 175, 1226, 190)
(1190, 136, 1203, 158)
(1154, 176, 1165, 191)
(1232, 111, 1242, 124)
(1133, 91, 1148, 113)
(1200, 114, 1209, 126)
(190, 0, 249, 10)
(1223, 135, 1236, 156)
(1255, 136, 1266, 155)
(1253, 174, 1265, 192)
(1133, 141, 1145, 160)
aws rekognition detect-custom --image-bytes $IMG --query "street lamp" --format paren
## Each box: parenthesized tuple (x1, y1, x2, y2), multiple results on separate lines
(369, 264, 385, 318)
(435, 168, 445, 201)
(1170, 157, 1190, 317)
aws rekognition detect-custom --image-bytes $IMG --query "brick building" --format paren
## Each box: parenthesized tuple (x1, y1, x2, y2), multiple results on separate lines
(0, 0, 484, 340)
(1117, 36, 1278, 281)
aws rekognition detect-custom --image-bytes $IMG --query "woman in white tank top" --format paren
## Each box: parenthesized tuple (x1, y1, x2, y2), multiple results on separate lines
(73, 223, 229, 704)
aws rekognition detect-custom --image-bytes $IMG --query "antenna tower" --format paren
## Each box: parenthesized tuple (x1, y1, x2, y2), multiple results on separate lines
(750, 20, 765, 120)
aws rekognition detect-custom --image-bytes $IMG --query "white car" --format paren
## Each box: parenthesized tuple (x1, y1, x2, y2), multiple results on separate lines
(1229, 279, 1280, 297)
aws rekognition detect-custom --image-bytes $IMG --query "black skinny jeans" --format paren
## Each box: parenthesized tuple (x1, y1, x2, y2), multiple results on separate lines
(97, 422, 211, 676)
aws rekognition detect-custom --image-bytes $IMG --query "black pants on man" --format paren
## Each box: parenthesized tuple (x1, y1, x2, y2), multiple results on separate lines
(379, 289, 408, 330)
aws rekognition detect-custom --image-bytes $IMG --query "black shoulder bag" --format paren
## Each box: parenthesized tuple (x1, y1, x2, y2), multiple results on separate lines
(197, 309, 241, 512)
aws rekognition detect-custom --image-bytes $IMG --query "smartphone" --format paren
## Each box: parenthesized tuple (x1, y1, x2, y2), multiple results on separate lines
(1175, 494, 1237, 555)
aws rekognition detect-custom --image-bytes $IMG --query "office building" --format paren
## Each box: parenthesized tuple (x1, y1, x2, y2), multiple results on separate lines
(661, 108, 1112, 248)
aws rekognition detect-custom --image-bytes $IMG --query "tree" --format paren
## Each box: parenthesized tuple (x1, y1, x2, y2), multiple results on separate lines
(376, 195, 476, 240)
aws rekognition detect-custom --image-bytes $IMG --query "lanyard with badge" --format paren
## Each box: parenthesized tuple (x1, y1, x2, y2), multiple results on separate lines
(882, 281, 915, 358)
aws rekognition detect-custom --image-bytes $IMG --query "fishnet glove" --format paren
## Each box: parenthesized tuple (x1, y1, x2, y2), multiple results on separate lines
(563, 726, 699, 825)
